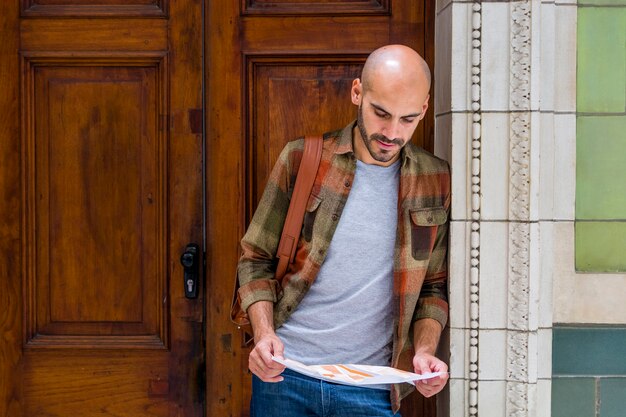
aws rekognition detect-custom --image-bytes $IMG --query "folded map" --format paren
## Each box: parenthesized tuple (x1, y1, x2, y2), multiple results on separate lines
(272, 356, 445, 387)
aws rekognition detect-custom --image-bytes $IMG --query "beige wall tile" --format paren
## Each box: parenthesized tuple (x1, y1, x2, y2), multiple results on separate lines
(478, 380, 507, 417)
(553, 222, 626, 323)
(478, 330, 507, 380)
(479, 221, 509, 329)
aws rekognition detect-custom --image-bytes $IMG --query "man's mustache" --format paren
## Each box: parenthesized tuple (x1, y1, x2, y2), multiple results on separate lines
(370, 133, 403, 146)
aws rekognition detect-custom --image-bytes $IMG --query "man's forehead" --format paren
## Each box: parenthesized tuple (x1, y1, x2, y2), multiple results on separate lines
(363, 84, 427, 114)
(364, 71, 427, 94)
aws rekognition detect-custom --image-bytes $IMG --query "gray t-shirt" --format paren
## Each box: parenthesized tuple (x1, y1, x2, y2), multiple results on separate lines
(277, 158, 400, 376)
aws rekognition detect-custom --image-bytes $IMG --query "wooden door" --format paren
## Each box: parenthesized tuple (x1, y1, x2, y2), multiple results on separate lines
(205, 1, 436, 416)
(0, 1, 203, 416)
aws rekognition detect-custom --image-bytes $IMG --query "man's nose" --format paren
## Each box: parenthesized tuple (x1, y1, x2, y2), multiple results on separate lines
(385, 119, 402, 140)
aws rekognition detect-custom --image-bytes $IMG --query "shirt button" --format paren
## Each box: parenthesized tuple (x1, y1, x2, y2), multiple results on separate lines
(286, 305, 292, 312)
(318, 249, 324, 255)
(344, 180, 351, 187)
(332, 214, 338, 221)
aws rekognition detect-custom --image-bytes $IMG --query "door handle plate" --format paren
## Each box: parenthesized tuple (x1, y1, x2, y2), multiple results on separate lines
(180, 243, 200, 299)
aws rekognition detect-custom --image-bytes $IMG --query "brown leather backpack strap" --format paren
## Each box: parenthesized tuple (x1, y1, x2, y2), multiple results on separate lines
(275, 135, 323, 279)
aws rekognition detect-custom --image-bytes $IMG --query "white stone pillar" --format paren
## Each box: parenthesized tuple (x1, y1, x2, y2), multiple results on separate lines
(434, 0, 577, 415)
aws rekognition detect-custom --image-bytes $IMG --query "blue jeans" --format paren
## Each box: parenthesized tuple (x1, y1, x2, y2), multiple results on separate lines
(251, 369, 400, 416)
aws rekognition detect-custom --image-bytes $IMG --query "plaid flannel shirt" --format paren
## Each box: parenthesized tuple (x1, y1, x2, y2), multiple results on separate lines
(237, 121, 450, 412)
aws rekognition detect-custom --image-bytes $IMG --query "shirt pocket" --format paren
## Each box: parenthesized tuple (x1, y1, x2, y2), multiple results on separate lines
(302, 194, 323, 242)
(409, 207, 447, 261)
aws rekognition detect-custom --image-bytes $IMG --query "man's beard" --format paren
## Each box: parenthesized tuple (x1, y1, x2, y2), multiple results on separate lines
(357, 105, 404, 163)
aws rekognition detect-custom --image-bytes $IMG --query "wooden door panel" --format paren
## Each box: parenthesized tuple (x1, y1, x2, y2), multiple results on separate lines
(242, 0, 389, 15)
(247, 59, 363, 214)
(25, 0, 160, 5)
(24, 60, 168, 347)
(20, 20, 168, 50)
(21, 0, 168, 17)
(0, 0, 203, 415)
(23, 352, 170, 417)
(207, 0, 436, 416)
(0, 1, 22, 416)
(241, 19, 389, 52)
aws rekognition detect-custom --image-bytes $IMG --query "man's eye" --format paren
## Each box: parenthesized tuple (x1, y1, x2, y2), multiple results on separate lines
(375, 112, 388, 118)
(402, 118, 415, 124)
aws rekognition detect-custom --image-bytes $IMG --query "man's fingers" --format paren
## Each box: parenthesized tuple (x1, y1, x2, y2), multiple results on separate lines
(432, 361, 449, 373)
(252, 366, 284, 383)
(248, 340, 286, 383)
(250, 354, 284, 373)
(415, 359, 432, 384)
(421, 371, 449, 386)
(416, 385, 434, 397)
(416, 382, 439, 396)
(266, 338, 284, 363)
(415, 373, 448, 397)
(255, 336, 284, 367)
(260, 374, 284, 383)
(416, 358, 433, 374)
(259, 350, 275, 367)
(248, 358, 285, 383)
(272, 339, 285, 359)
(255, 340, 274, 366)
(247, 332, 287, 383)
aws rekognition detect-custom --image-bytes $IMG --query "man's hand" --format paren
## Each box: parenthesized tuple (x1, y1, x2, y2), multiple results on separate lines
(247, 301, 286, 382)
(411, 318, 449, 397)
(412, 351, 449, 398)
(248, 331, 286, 382)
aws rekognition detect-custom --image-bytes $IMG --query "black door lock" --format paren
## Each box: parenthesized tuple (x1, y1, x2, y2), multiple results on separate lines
(180, 243, 200, 299)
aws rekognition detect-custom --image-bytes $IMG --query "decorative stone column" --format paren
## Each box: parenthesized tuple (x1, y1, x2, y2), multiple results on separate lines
(434, 0, 577, 415)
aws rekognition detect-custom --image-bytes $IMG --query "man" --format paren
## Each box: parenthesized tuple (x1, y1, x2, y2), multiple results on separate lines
(237, 44, 450, 416)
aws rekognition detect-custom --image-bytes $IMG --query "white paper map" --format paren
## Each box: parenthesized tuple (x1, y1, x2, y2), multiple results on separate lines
(272, 356, 444, 386)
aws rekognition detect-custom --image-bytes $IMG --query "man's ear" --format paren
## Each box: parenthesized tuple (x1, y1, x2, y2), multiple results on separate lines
(351, 78, 362, 106)
(418, 94, 430, 120)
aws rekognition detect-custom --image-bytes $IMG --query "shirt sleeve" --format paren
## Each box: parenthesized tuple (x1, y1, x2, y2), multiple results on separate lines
(412, 169, 451, 329)
(236, 140, 301, 313)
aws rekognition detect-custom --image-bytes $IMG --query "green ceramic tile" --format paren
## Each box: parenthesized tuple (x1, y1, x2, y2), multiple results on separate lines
(600, 378, 626, 417)
(576, 116, 626, 220)
(553, 327, 626, 375)
(576, 222, 626, 272)
(577, 8, 626, 113)
(579, 0, 626, 6)
(552, 377, 597, 417)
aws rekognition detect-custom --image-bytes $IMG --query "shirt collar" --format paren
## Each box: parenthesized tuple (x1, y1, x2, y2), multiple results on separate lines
(334, 120, 420, 163)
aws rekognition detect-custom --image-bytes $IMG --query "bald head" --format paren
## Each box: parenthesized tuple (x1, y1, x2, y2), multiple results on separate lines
(350, 45, 431, 166)
(360, 44, 431, 95)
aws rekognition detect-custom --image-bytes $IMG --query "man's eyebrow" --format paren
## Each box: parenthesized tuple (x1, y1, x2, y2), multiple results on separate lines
(370, 102, 421, 118)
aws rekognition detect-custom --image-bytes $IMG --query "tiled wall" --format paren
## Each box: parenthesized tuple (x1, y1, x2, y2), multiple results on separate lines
(552, 326, 626, 417)
(575, 1, 626, 271)
(553, 2, 626, 414)
(436, 0, 624, 413)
